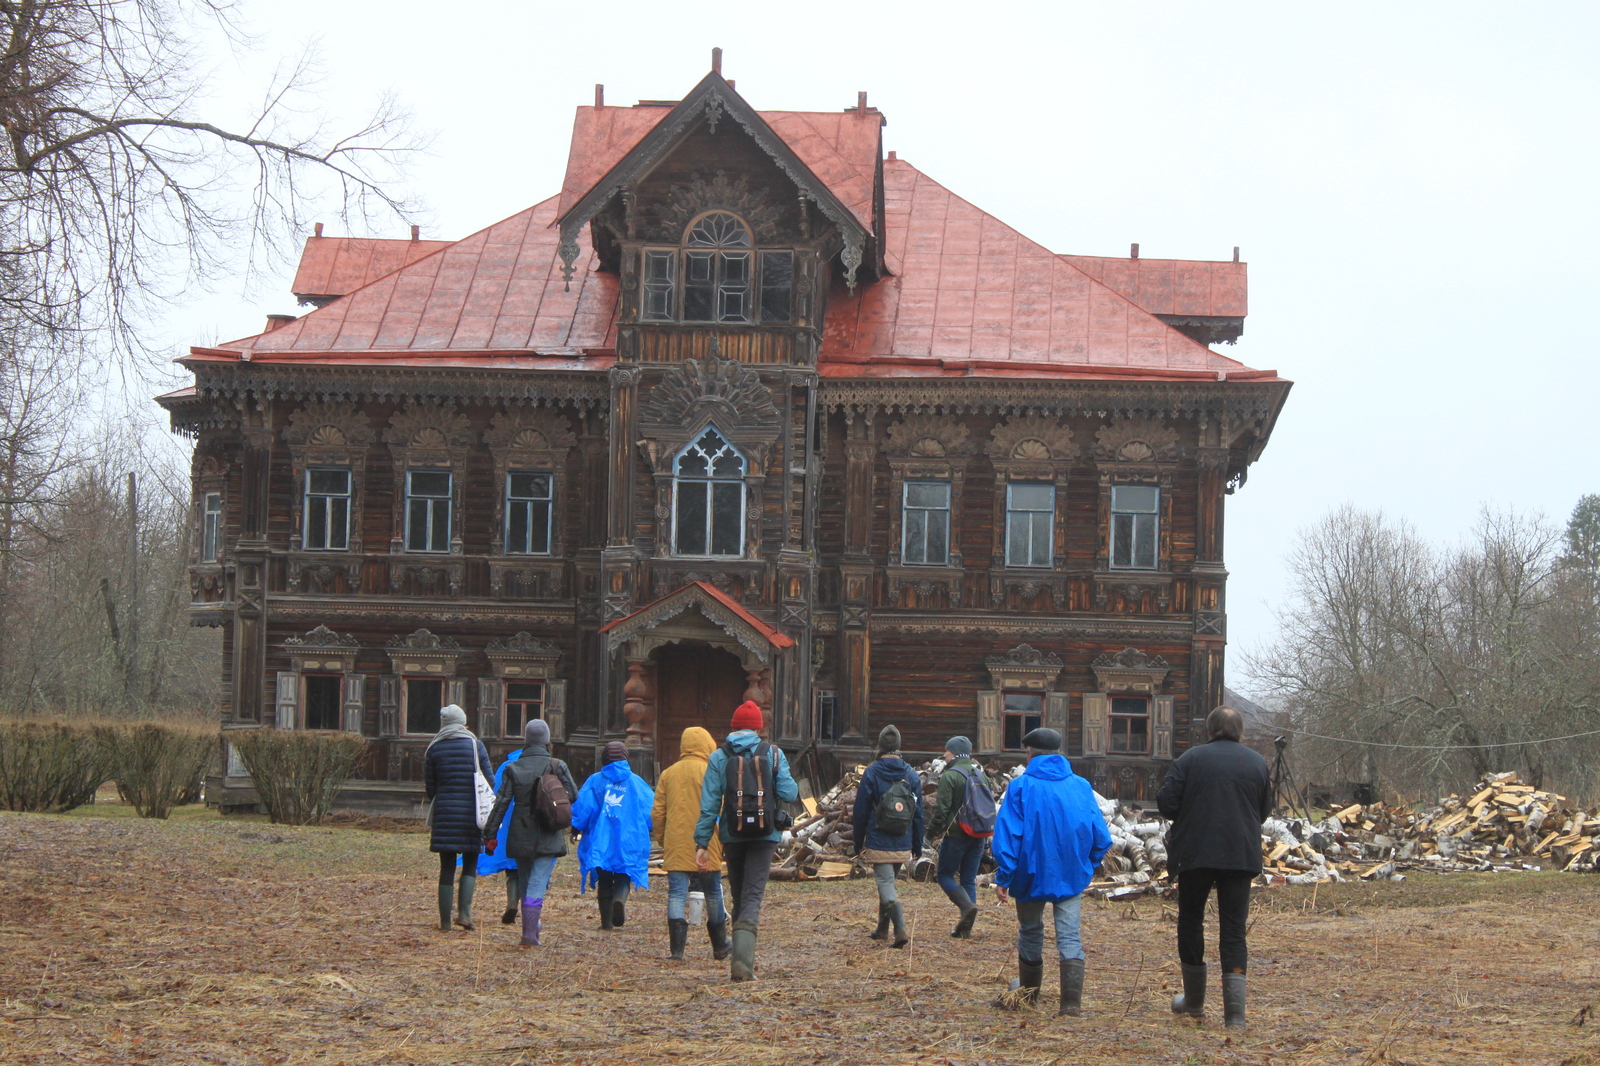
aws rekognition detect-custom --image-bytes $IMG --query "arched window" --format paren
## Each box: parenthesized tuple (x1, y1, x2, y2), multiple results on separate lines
(673, 426, 745, 556)
(640, 211, 794, 325)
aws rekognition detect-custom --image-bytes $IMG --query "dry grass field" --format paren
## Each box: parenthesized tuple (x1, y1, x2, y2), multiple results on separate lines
(3, 807, 1599, 1066)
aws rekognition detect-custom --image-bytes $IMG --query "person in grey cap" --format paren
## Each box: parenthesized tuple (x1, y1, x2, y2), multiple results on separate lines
(925, 736, 993, 938)
(850, 724, 925, 947)
(992, 727, 1110, 1016)
(483, 719, 578, 947)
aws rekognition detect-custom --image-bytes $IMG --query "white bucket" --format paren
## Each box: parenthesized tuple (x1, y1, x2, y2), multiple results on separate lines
(687, 890, 706, 925)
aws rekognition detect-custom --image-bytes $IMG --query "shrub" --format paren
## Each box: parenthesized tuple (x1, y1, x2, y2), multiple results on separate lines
(111, 722, 216, 819)
(232, 730, 367, 825)
(0, 720, 114, 812)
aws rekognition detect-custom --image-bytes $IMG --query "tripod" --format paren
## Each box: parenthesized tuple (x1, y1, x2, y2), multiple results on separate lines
(1269, 735, 1312, 819)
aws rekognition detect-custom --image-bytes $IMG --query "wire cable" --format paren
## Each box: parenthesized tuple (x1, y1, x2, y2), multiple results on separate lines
(1278, 726, 1600, 751)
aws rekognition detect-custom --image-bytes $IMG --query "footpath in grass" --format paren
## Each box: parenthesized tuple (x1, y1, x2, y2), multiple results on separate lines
(3, 808, 1599, 1066)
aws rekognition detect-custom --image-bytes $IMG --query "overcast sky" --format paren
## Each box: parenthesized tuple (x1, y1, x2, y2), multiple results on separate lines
(163, 2, 1600, 692)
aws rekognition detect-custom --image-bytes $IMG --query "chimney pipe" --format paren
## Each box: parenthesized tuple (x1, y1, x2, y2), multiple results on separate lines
(1130, 243, 1140, 259)
(265, 314, 296, 332)
(411, 224, 420, 242)
(1233, 246, 1240, 263)
(712, 47, 722, 75)
(887, 150, 897, 161)
(313, 222, 323, 237)
(726, 79, 734, 89)
(595, 84, 604, 107)
(857, 91, 868, 116)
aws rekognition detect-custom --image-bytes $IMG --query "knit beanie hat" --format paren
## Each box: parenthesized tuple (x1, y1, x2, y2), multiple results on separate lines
(602, 740, 628, 764)
(877, 724, 901, 755)
(524, 719, 550, 747)
(730, 700, 764, 732)
(944, 735, 972, 757)
(1020, 727, 1061, 752)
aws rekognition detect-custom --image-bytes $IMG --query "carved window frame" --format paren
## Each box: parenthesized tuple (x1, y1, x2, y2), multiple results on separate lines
(882, 415, 974, 570)
(484, 409, 576, 558)
(977, 644, 1066, 757)
(987, 414, 1076, 573)
(636, 211, 796, 326)
(670, 425, 747, 559)
(1082, 647, 1175, 760)
(281, 625, 365, 733)
(1090, 418, 1182, 576)
(385, 405, 474, 557)
(282, 404, 374, 555)
(191, 452, 229, 568)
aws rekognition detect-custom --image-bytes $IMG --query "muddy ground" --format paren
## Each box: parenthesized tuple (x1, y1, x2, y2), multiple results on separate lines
(2, 808, 1598, 1066)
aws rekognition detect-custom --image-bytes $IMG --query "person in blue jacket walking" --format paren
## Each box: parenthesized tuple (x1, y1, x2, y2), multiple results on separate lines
(694, 700, 799, 982)
(992, 727, 1111, 1017)
(571, 740, 653, 930)
(850, 724, 924, 948)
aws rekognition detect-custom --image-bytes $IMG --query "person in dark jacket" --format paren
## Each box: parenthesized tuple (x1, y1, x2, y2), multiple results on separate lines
(991, 727, 1111, 1016)
(483, 719, 578, 947)
(1155, 705, 1272, 1030)
(694, 700, 800, 981)
(423, 704, 493, 932)
(925, 735, 989, 939)
(850, 725, 925, 949)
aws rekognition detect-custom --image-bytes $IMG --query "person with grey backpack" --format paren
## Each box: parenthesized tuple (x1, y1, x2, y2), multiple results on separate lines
(483, 719, 577, 947)
(925, 735, 995, 938)
(850, 725, 925, 948)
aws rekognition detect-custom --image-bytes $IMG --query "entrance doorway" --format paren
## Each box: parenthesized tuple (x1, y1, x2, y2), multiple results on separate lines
(652, 642, 748, 768)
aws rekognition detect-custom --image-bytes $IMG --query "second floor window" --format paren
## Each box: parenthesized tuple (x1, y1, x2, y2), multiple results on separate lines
(639, 211, 794, 325)
(674, 427, 744, 556)
(1006, 483, 1054, 567)
(305, 469, 350, 551)
(1111, 484, 1159, 569)
(902, 481, 950, 565)
(1110, 696, 1150, 754)
(506, 472, 552, 555)
(200, 492, 222, 562)
(406, 471, 452, 552)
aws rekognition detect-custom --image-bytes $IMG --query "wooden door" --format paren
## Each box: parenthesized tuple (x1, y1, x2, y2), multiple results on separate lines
(653, 643, 748, 768)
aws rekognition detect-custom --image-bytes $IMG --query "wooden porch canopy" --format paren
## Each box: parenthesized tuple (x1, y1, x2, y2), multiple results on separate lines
(598, 581, 794, 661)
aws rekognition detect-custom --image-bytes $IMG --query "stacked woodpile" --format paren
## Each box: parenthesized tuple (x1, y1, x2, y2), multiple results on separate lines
(771, 765, 1600, 890)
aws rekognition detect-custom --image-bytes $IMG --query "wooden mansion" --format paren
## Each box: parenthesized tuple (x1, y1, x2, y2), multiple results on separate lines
(160, 59, 1291, 813)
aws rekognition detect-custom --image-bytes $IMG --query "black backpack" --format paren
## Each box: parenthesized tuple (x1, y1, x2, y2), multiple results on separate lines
(723, 741, 778, 838)
(874, 774, 918, 837)
(515, 756, 572, 832)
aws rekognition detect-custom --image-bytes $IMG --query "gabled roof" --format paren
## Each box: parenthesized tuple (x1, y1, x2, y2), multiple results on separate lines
(597, 581, 794, 660)
(291, 236, 453, 304)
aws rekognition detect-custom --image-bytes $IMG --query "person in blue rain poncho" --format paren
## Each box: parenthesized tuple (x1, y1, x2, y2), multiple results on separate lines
(570, 740, 654, 930)
(480, 745, 522, 923)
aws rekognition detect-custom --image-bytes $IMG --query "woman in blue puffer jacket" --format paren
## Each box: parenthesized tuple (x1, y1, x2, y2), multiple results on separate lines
(424, 705, 493, 931)
(571, 740, 654, 930)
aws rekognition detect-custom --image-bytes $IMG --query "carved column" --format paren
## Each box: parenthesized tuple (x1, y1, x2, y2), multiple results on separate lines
(838, 565, 872, 742)
(622, 658, 653, 746)
(233, 415, 272, 723)
(842, 418, 875, 560)
(606, 368, 639, 549)
(743, 667, 772, 712)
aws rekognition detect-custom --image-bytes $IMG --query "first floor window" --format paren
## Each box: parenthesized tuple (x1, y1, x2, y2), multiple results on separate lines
(816, 690, 839, 741)
(902, 481, 951, 565)
(1111, 484, 1159, 569)
(304, 675, 341, 730)
(504, 681, 545, 739)
(305, 468, 351, 550)
(506, 472, 553, 554)
(1110, 696, 1150, 754)
(405, 678, 443, 735)
(1002, 693, 1043, 751)
(1006, 483, 1054, 567)
(674, 427, 744, 556)
(200, 492, 223, 562)
(406, 470, 452, 552)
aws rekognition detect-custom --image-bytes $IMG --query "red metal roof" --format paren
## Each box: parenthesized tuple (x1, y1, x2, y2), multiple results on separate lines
(557, 105, 881, 233)
(1059, 254, 1247, 319)
(597, 580, 795, 649)
(291, 236, 453, 301)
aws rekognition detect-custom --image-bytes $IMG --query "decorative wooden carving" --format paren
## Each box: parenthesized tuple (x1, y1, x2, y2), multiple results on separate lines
(983, 643, 1064, 692)
(882, 413, 973, 569)
(637, 352, 779, 432)
(286, 624, 358, 649)
(484, 408, 576, 560)
(622, 660, 651, 743)
(1090, 647, 1172, 693)
(386, 404, 474, 556)
(1092, 417, 1181, 464)
(987, 415, 1075, 462)
(282, 402, 374, 557)
(653, 171, 782, 243)
(284, 625, 359, 674)
(882, 414, 973, 459)
(388, 629, 459, 650)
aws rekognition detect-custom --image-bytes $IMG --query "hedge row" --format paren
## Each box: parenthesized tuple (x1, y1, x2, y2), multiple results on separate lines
(0, 720, 215, 818)
(231, 730, 367, 826)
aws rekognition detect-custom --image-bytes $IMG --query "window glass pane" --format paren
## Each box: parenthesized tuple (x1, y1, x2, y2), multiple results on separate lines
(304, 675, 341, 730)
(677, 450, 708, 477)
(507, 500, 530, 553)
(644, 249, 674, 281)
(507, 681, 541, 701)
(407, 499, 429, 551)
(410, 471, 450, 497)
(711, 482, 742, 555)
(904, 508, 927, 564)
(1003, 714, 1022, 750)
(1112, 512, 1133, 568)
(722, 251, 749, 283)
(529, 501, 551, 553)
(925, 508, 948, 564)
(683, 259, 714, 320)
(405, 679, 443, 734)
(760, 251, 793, 322)
(307, 496, 328, 549)
(1112, 485, 1159, 513)
(1005, 693, 1043, 713)
(1006, 512, 1028, 567)
(431, 500, 450, 550)
(686, 212, 751, 247)
(905, 481, 949, 508)
(1111, 697, 1146, 716)
(710, 450, 743, 478)
(328, 497, 349, 550)
(1030, 512, 1052, 565)
(676, 481, 708, 554)
(509, 472, 548, 498)
(1009, 483, 1053, 511)
(686, 251, 715, 281)
(309, 469, 348, 495)
(718, 287, 747, 323)
(1134, 513, 1157, 568)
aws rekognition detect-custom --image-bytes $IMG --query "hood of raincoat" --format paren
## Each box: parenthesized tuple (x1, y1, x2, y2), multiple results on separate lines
(990, 753, 1112, 902)
(851, 755, 925, 855)
(724, 729, 762, 754)
(652, 727, 724, 871)
(572, 759, 654, 892)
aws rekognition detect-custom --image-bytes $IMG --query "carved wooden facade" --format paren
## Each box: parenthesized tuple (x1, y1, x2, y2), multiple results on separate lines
(162, 65, 1289, 811)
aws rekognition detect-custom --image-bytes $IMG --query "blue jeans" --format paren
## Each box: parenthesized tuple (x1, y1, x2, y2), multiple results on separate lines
(1015, 895, 1084, 963)
(666, 870, 728, 923)
(514, 855, 559, 904)
(935, 829, 984, 905)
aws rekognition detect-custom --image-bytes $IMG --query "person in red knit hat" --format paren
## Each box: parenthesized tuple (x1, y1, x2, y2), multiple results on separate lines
(693, 700, 798, 981)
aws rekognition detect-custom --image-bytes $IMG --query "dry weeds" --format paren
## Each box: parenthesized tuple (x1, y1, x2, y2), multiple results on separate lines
(2, 809, 1597, 1065)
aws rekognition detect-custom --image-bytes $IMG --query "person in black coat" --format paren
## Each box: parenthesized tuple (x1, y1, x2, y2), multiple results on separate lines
(483, 718, 577, 947)
(1156, 705, 1272, 1029)
(424, 704, 493, 932)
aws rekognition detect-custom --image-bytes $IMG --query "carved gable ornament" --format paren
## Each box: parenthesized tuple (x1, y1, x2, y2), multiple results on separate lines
(1092, 418, 1181, 464)
(483, 409, 576, 459)
(984, 643, 1065, 691)
(283, 403, 375, 449)
(637, 352, 779, 435)
(385, 628, 462, 676)
(882, 414, 973, 460)
(987, 415, 1075, 462)
(386, 404, 475, 454)
(653, 171, 782, 243)
(1090, 646, 1172, 694)
(484, 631, 562, 679)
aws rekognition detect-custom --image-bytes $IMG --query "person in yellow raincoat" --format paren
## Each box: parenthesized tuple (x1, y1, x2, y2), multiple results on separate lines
(651, 726, 729, 961)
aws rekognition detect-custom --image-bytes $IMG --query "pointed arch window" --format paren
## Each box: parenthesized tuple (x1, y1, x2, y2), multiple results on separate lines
(673, 426, 745, 556)
(639, 211, 793, 325)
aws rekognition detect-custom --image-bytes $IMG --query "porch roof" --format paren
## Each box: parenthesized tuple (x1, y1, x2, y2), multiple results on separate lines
(598, 581, 794, 659)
